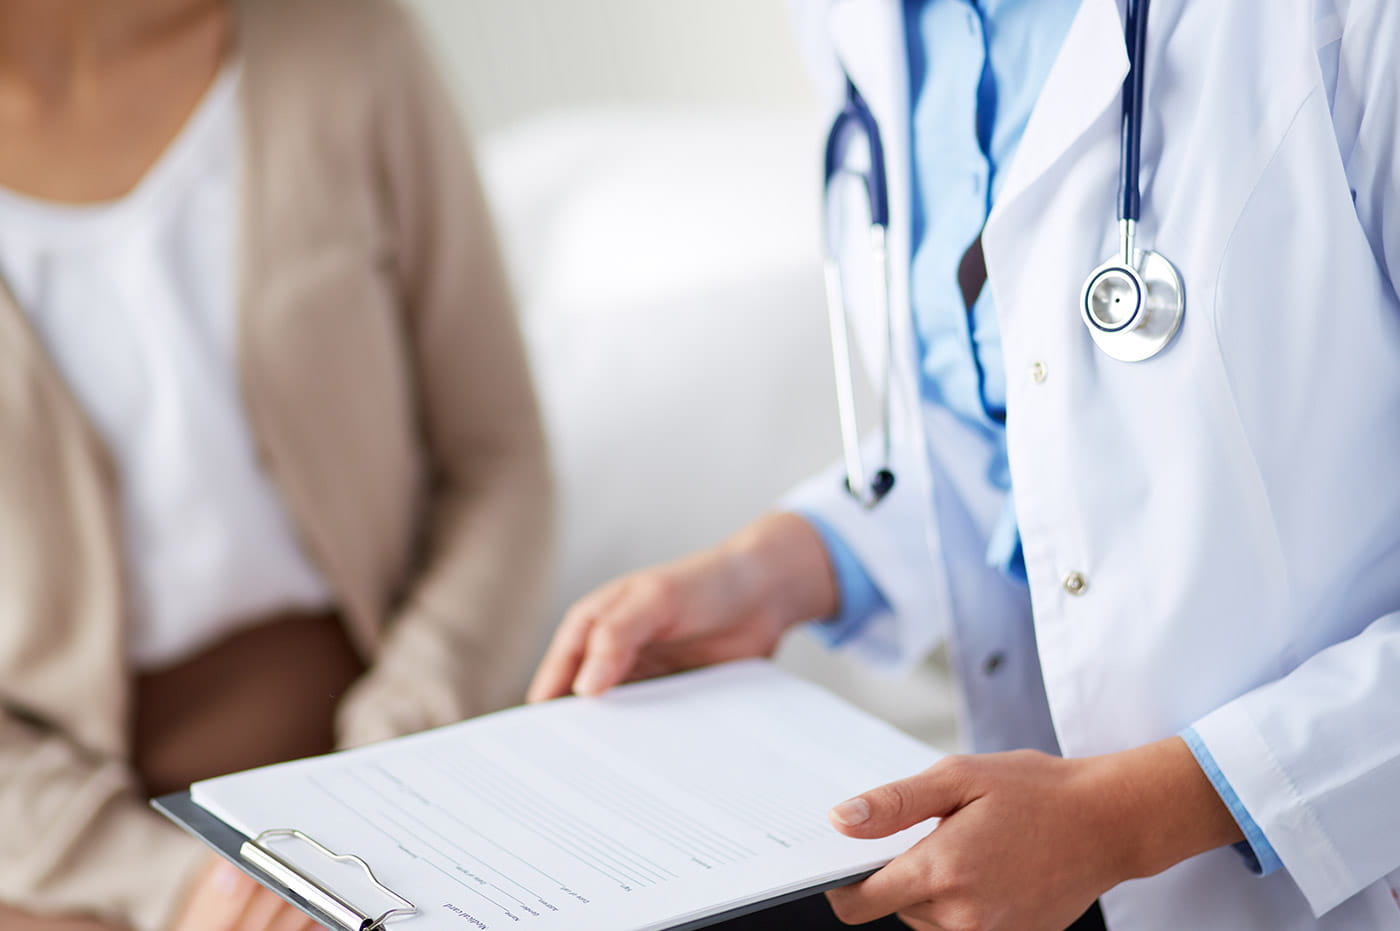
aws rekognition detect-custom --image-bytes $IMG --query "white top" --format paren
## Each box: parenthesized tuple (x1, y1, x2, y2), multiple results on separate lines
(0, 66, 333, 671)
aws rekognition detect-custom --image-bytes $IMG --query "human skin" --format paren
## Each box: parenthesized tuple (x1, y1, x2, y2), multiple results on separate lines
(529, 512, 1243, 928)
(0, 0, 229, 202)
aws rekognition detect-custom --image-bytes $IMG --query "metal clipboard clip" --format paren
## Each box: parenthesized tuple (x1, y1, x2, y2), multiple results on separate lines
(240, 829, 417, 931)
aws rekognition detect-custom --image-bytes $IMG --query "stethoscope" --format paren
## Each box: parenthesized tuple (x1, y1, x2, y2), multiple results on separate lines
(821, 0, 1184, 508)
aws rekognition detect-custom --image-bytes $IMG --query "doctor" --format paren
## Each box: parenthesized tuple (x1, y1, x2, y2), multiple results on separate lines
(530, 1, 1400, 928)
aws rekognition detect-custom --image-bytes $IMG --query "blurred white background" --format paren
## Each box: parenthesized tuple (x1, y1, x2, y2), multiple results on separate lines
(398, 0, 958, 748)
(402, 0, 818, 131)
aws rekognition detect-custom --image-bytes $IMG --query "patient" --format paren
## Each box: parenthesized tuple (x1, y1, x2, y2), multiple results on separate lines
(0, 0, 552, 928)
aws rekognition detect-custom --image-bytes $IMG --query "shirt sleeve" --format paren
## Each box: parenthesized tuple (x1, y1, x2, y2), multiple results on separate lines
(795, 511, 892, 646)
(1188, 611, 1400, 915)
(1179, 726, 1284, 877)
(779, 438, 952, 672)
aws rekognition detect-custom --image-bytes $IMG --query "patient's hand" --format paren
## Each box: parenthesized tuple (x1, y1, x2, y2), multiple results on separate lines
(528, 513, 838, 701)
(168, 857, 319, 931)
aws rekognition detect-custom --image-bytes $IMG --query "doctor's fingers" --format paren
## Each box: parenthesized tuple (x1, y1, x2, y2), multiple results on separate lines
(528, 582, 629, 702)
(572, 577, 690, 696)
(826, 851, 947, 927)
(829, 756, 979, 840)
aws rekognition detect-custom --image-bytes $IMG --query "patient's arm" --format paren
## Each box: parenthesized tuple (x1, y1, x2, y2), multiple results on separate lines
(0, 710, 206, 931)
(334, 5, 555, 746)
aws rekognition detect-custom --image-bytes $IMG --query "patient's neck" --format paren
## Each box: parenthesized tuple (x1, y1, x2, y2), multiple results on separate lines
(0, 0, 224, 97)
(0, 0, 231, 202)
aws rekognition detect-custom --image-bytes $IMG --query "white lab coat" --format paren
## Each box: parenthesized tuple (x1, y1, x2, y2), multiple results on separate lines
(785, 1, 1400, 927)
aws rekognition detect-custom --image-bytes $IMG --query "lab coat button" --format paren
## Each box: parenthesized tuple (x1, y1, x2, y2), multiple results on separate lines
(982, 652, 1006, 676)
(1063, 572, 1088, 596)
(1031, 361, 1048, 383)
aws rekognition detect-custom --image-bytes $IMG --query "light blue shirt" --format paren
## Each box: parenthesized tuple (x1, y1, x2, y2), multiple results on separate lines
(801, 0, 1280, 879)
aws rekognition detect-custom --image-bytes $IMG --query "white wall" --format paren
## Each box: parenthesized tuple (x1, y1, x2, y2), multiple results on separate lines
(401, 0, 819, 131)
(397, 0, 959, 749)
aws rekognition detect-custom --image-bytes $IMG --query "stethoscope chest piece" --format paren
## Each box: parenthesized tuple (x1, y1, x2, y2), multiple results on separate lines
(1078, 0, 1185, 363)
(1080, 242, 1184, 362)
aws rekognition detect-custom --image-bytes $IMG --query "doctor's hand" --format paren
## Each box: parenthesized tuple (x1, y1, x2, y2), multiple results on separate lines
(528, 513, 837, 701)
(825, 739, 1245, 931)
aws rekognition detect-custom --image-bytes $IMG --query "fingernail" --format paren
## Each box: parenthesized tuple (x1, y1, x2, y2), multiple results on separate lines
(214, 862, 243, 894)
(831, 798, 871, 826)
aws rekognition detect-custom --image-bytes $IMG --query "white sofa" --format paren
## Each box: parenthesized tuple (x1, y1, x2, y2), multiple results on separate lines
(481, 109, 958, 749)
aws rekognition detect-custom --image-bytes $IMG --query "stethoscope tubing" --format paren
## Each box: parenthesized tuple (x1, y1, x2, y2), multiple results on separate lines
(1118, 0, 1150, 224)
(821, 79, 896, 508)
(824, 79, 889, 230)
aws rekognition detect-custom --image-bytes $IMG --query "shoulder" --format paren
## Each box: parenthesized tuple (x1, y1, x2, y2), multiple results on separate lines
(232, 0, 457, 248)
(234, 0, 455, 181)
(235, 0, 431, 103)
(237, 0, 422, 51)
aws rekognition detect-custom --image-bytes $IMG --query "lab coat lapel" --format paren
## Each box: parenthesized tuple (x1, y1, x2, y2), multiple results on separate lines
(988, 0, 1128, 226)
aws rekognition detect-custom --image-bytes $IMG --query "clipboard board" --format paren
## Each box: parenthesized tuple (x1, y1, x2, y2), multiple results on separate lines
(153, 792, 416, 931)
(154, 791, 875, 931)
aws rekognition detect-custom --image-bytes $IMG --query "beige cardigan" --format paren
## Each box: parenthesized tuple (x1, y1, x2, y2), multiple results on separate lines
(0, 1, 553, 927)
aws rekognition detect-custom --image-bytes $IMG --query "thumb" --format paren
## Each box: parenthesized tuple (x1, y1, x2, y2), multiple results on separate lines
(828, 756, 977, 839)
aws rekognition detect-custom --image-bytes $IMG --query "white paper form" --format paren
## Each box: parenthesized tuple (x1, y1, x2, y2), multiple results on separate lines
(191, 660, 943, 931)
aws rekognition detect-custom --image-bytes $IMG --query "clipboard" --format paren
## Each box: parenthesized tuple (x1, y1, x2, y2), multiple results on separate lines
(153, 792, 416, 931)
(151, 664, 938, 931)
(154, 791, 875, 931)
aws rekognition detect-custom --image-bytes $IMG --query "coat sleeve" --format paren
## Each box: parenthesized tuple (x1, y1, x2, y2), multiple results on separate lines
(0, 712, 207, 930)
(1186, 1, 1400, 916)
(333, 2, 556, 747)
(781, 433, 950, 673)
(1189, 612, 1400, 915)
